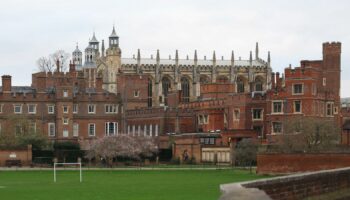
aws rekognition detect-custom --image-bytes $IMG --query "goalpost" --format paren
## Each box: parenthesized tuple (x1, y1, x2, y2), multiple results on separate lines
(54, 162, 82, 183)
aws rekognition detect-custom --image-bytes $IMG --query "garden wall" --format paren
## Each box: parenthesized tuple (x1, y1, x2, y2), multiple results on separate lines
(257, 153, 350, 174)
(0, 145, 32, 166)
(220, 167, 350, 200)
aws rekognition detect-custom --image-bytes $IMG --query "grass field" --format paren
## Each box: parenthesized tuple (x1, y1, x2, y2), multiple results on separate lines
(0, 169, 267, 200)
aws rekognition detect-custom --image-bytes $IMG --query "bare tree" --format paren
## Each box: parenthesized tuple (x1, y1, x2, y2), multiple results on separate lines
(36, 50, 70, 72)
(280, 117, 340, 152)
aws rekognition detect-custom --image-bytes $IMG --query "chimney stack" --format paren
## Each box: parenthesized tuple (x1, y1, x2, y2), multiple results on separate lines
(2, 75, 12, 92)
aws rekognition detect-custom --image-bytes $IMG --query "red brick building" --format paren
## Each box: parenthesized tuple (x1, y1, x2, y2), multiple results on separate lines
(0, 64, 121, 150)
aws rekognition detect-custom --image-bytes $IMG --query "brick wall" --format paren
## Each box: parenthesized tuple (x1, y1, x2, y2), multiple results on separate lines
(220, 167, 350, 200)
(0, 145, 32, 166)
(257, 153, 350, 174)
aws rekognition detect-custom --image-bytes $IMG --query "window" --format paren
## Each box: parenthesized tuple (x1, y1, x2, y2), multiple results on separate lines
(63, 105, 68, 114)
(30, 122, 36, 133)
(237, 77, 245, 93)
(233, 109, 240, 120)
(312, 83, 317, 95)
(255, 77, 263, 91)
(200, 137, 215, 145)
(48, 105, 55, 114)
(272, 122, 282, 134)
(48, 123, 55, 137)
(0, 123, 2, 135)
(148, 78, 153, 107)
(272, 101, 283, 114)
(105, 122, 117, 136)
(253, 126, 263, 138)
(293, 84, 303, 95)
(294, 101, 302, 113)
(63, 90, 68, 98)
(198, 115, 209, 125)
(73, 104, 78, 114)
(0, 104, 3, 113)
(88, 123, 95, 136)
(63, 118, 69, 125)
(73, 123, 79, 137)
(134, 90, 140, 97)
(326, 102, 334, 116)
(252, 109, 263, 120)
(181, 77, 190, 103)
(105, 104, 118, 114)
(63, 129, 69, 137)
(88, 104, 96, 114)
(28, 104, 36, 114)
(323, 78, 326, 86)
(15, 124, 23, 135)
(14, 104, 22, 114)
(162, 77, 171, 105)
(334, 106, 339, 115)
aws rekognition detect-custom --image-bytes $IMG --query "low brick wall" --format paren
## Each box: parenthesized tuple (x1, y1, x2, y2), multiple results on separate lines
(0, 145, 32, 166)
(257, 153, 350, 174)
(220, 167, 350, 200)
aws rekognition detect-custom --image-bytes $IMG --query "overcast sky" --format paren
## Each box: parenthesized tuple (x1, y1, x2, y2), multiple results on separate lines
(0, 0, 349, 97)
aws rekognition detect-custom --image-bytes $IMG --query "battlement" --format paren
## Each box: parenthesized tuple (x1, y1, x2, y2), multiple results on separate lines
(323, 41, 341, 54)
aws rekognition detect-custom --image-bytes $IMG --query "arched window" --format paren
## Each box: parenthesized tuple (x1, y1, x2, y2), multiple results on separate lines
(237, 77, 245, 93)
(181, 77, 190, 103)
(148, 78, 153, 107)
(162, 77, 171, 105)
(255, 77, 263, 91)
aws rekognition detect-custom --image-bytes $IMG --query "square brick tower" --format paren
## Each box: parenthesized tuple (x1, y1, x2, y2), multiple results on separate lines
(322, 42, 341, 100)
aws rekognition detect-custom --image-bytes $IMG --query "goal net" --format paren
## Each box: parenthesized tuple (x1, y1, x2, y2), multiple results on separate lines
(53, 162, 82, 183)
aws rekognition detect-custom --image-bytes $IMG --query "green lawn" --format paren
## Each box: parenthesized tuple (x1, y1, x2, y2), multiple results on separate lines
(0, 169, 266, 200)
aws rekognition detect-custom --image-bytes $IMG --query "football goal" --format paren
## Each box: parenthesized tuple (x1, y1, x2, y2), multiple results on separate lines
(53, 162, 82, 183)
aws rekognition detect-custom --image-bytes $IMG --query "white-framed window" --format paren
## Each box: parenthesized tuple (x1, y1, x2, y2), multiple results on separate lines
(88, 104, 96, 114)
(73, 104, 78, 114)
(63, 90, 68, 98)
(294, 100, 302, 113)
(88, 123, 95, 136)
(252, 109, 263, 120)
(48, 123, 55, 137)
(63, 118, 69, 125)
(326, 102, 334, 117)
(105, 122, 117, 136)
(233, 109, 240, 121)
(272, 101, 283, 114)
(292, 84, 304, 95)
(63, 129, 69, 137)
(48, 105, 55, 114)
(14, 104, 22, 114)
(73, 123, 79, 137)
(134, 90, 140, 97)
(28, 104, 37, 114)
(105, 104, 118, 114)
(0, 104, 3, 113)
(272, 122, 282, 134)
(63, 105, 68, 114)
(323, 78, 326, 86)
